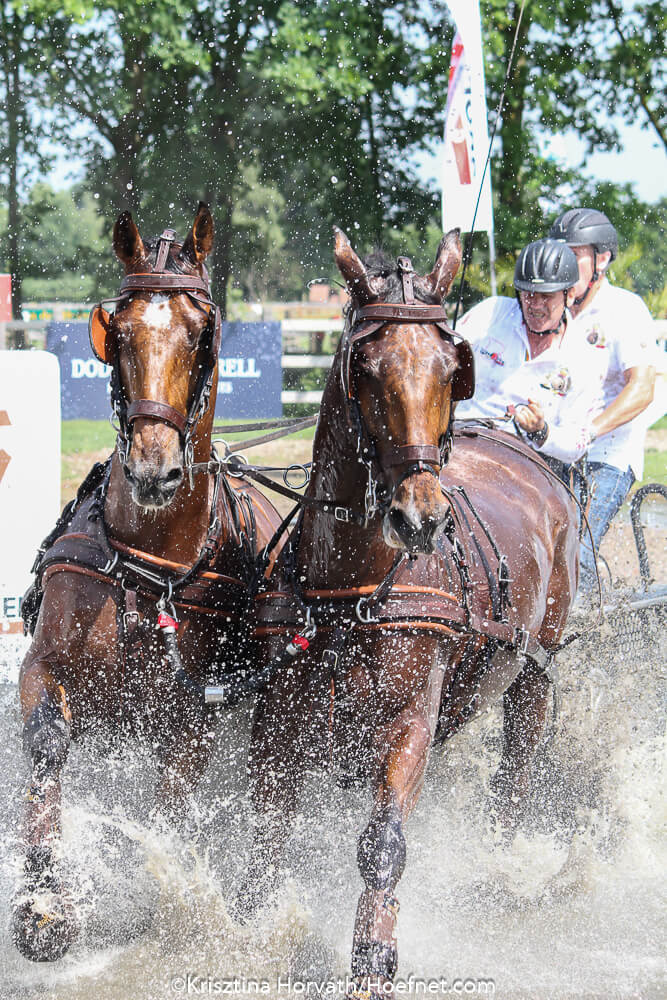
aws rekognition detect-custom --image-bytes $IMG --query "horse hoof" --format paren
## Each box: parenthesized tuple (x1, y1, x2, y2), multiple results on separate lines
(12, 896, 79, 962)
(347, 985, 384, 1000)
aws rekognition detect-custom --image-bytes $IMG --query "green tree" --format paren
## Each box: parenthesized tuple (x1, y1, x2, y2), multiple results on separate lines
(254, 0, 450, 276)
(0, 2, 51, 316)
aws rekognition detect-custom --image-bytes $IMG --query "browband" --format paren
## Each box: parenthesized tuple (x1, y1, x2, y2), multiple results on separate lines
(357, 303, 452, 324)
(120, 272, 211, 296)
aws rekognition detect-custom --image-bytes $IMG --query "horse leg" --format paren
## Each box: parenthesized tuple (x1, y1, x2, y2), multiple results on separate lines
(234, 679, 311, 922)
(13, 659, 78, 962)
(153, 703, 217, 827)
(490, 659, 551, 829)
(351, 706, 434, 991)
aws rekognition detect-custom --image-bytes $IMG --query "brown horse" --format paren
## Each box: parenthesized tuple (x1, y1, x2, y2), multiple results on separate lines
(240, 228, 579, 987)
(12, 203, 283, 962)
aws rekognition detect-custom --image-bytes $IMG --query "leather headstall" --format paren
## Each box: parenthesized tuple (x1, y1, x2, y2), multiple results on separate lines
(336, 256, 475, 523)
(342, 301, 475, 405)
(88, 228, 222, 472)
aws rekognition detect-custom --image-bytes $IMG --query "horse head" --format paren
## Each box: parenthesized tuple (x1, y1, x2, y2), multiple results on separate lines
(90, 202, 218, 509)
(334, 227, 468, 554)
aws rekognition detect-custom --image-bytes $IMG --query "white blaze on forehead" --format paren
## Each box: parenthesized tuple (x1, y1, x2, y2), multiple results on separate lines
(143, 294, 174, 330)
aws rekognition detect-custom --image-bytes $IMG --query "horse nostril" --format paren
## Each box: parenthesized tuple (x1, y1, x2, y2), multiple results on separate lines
(164, 466, 183, 486)
(122, 463, 133, 482)
(389, 507, 418, 540)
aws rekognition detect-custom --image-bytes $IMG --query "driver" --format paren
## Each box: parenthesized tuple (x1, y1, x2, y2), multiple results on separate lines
(548, 208, 658, 592)
(455, 238, 607, 484)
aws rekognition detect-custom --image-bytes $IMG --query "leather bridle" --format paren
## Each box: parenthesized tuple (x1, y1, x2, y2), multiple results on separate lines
(88, 228, 222, 481)
(340, 256, 475, 524)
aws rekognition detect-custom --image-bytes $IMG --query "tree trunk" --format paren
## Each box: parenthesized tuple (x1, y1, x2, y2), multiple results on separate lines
(365, 92, 383, 245)
(6, 14, 23, 326)
(209, 189, 233, 318)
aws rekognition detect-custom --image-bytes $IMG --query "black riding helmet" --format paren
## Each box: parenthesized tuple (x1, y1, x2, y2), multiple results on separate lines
(514, 238, 579, 293)
(514, 239, 578, 335)
(548, 207, 618, 260)
(549, 208, 618, 307)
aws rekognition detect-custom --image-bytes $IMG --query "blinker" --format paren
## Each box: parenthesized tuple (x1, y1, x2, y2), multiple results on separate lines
(89, 305, 114, 364)
(451, 340, 475, 401)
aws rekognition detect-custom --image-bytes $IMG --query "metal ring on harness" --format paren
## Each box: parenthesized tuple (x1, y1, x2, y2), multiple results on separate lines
(284, 464, 310, 490)
(224, 453, 249, 478)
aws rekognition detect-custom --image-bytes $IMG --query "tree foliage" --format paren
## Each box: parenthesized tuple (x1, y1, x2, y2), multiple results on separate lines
(1, 0, 664, 317)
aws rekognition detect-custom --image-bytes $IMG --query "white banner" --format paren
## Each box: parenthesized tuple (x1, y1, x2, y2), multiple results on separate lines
(442, 0, 494, 234)
(0, 351, 61, 643)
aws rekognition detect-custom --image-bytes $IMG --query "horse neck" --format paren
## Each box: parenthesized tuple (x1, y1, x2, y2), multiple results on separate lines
(296, 352, 397, 588)
(104, 383, 217, 565)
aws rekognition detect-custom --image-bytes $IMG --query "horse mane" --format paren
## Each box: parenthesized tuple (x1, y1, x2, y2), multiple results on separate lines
(363, 249, 440, 305)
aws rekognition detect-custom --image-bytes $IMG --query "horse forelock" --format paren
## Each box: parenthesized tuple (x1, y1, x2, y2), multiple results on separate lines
(363, 250, 439, 306)
(141, 235, 200, 277)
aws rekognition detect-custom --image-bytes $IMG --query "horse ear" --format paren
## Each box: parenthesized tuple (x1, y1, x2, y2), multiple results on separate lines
(426, 228, 462, 301)
(333, 226, 380, 304)
(183, 201, 214, 264)
(113, 211, 147, 270)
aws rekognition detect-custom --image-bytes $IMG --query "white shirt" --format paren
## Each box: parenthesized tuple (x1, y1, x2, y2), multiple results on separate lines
(455, 297, 607, 464)
(568, 278, 661, 478)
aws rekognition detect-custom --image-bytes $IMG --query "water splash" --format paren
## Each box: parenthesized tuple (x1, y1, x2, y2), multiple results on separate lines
(0, 616, 664, 1000)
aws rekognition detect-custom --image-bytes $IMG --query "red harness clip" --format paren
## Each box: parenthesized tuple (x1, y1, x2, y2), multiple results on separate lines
(157, 611, 179, 631)
(292, 634, 310, 651)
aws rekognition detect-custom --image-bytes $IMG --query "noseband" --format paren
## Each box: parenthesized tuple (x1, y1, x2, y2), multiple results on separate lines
(341, 256, 475, 523)
(88, 228, 222, 479)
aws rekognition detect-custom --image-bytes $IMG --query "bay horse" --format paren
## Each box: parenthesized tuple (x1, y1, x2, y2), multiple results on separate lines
(12, 203, 283, 962)
(240, 228, 579, 987)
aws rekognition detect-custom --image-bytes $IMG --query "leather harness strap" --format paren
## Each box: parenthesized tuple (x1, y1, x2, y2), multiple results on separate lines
(153, 228, 176, 273)
(378, 444, 442, 468)
(397, 256, 415, 303)
(255, 586, 549, 665)
(126, 399, 189, 435)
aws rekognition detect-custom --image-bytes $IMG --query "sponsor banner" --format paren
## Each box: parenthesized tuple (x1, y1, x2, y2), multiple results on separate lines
(46, 320, 282, 420)
(442, 0, 494, 234)
(0, 351, 61, 648)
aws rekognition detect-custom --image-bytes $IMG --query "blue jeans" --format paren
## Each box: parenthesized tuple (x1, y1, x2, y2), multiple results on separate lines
(579, 461, 635, 593)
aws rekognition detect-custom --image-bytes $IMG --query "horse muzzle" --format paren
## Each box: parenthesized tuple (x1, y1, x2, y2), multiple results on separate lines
(383, 502, 449, 554)
(122, 422, 185, 508)
(123, 462, 184, 508)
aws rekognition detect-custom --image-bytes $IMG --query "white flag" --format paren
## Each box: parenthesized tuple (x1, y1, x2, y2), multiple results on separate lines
(442, 0, 494, 234)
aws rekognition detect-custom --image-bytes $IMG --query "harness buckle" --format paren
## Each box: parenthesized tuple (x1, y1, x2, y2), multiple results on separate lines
(101, 552, 119, 575)
(334, 506, 351, 523)
(518, 627, 531, 656)
(322, 648, 339, 670)
(123, 610, 140, 631)
(355, 597, 379, 624)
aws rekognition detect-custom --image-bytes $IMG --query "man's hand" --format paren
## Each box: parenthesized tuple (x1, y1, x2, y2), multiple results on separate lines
(506, 398, 546, 433)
